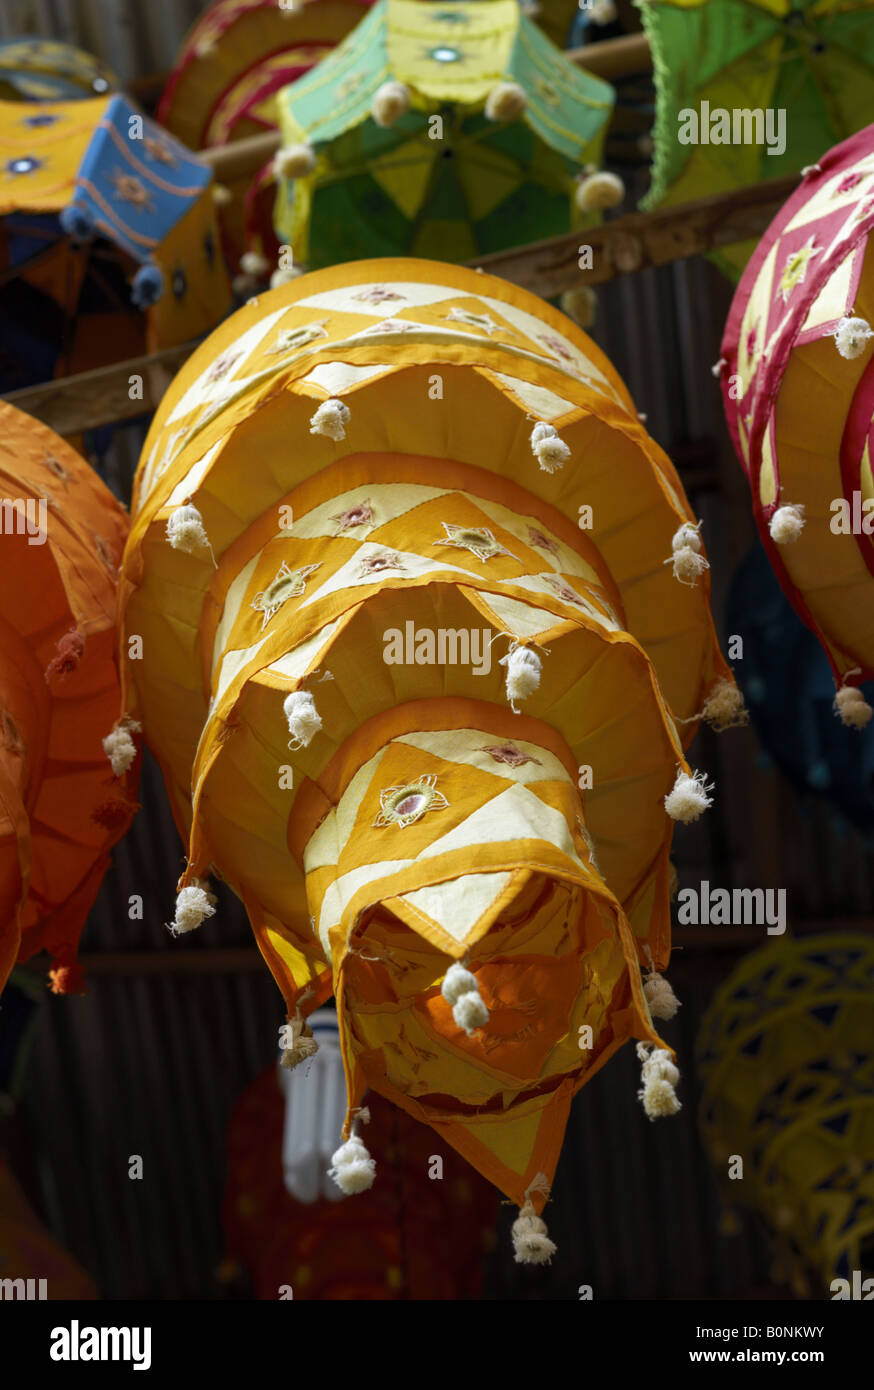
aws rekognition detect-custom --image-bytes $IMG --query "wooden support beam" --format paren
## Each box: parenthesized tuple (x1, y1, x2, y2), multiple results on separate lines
(2, 175, 800, 435)
(3, 341, 202, 437)
(472, 172, 801, 300)
(567, 31, 650, 79)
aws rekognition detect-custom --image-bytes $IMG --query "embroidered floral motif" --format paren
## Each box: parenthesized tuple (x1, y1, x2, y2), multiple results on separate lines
(338, 73, 365, 98)
(41, 451, 71, 488)
(444, 307, 501, 334)
(91, 532, 116, 573)
(142, 136, 178, 166)
(545, 575, 582, 605)
(23, 113, 58, 128)
(251, 561, 321, 628)
(360, 317, 413, 336)
(480, 742, 541, 768)
(205, 349, 242, 384)
(358, 549, 404, 576)
(352, 285, 404, 305)
(374, 773, 449, 828)
(536, 77, 560, 106)
(834, 173, 862, 196)
(536, 332, 574, 362)
(331, 499, 374, 534)
(266, 321, 329, 354)
(527, 525, 559, 556)
(435, 522, 516, 563)
(110, 170, 155, 211)
(172, 268, 187, 300)
(745, 326, 757, 360)
(778, 236, 821, 302)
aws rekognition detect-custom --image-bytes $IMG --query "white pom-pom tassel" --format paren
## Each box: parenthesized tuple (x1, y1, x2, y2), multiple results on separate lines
(328, 1133, 376, 1195)
(769, 503, 805, 544)
(371, 80, 411, 128)
(275, 143, 317, 179)
(239, 250, 270, 278)
(667, 520, 709, 586)
(530, 421, 570, 473)
(170, 878, 216, 936)
(664, 768, 713, 824)
(834, 316, 873, 360)
(575, 170, 624, 213)
(500, 642, 541, 712)
(589, 0, 617, 22)
(644, 970, 681, 1021)
(280, 1012, 319, 1070)
(166, 502, 213, 558)
(637, 1042, 681, 1120)
(284, 690, 322, 750)
(560, 286, 597, 329)
(485, 81, 527, 122)
(212, 184, 233, 207)
(834, 685, 874, 729)
(309, 397, 350, 441)
(702, 678, 748, 731)
(102, 718, 140, 776)
(672, 522, 703, 554)
(442, 961, 489, 1035)
(270, 264, 303, 289)
(512, 1175, 556, 1265)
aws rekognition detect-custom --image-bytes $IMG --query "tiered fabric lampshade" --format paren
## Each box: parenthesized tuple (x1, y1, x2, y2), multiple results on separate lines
(697, 934, 874, 1296)
(116, 257, 738, 1255)
(719, 124, 874, 724)
(224, 1065, 498, 1299)
(0, 92, 230, 391)
(157, 0, 375, 272)
(0, 402, 136, 998)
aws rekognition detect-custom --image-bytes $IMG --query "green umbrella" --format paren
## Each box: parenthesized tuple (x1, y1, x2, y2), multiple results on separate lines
(272, 0, 618, 266)
(637, 0, 874, 277)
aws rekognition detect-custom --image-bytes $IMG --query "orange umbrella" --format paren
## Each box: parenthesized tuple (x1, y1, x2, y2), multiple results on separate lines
(0, 403, 136, 996)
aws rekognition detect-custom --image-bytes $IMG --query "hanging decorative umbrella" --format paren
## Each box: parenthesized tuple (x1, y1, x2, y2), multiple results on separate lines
(718, 123, 874, 728)
(223, 1060, 499, 1298)
(727, 542, 874, 838)
(0, 402, 136, 999)
(116, 257, 739, 1261)
(637, 0, 874, 278)
(0, 37, 117, 104)
(0, 92, 231, 392)
(270, 0, 623, 271)
(697, 933, 874, 1297)
(158, 0, 376, 274)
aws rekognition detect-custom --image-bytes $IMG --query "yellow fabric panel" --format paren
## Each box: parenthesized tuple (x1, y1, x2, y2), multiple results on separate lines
(386, 0, 517, 104)
(0, 97, 105, 212)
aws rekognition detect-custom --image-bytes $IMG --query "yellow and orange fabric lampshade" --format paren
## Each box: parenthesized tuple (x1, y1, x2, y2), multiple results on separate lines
(0, 403, 136, 998)
(223, 1068, 498, 1299)
(157, 0, 375, 271)
(116, 258, 739, 1257)
(697, 934, 874, 1297)
(0, 93, 231, 391)
(719, 123, 874, 728)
